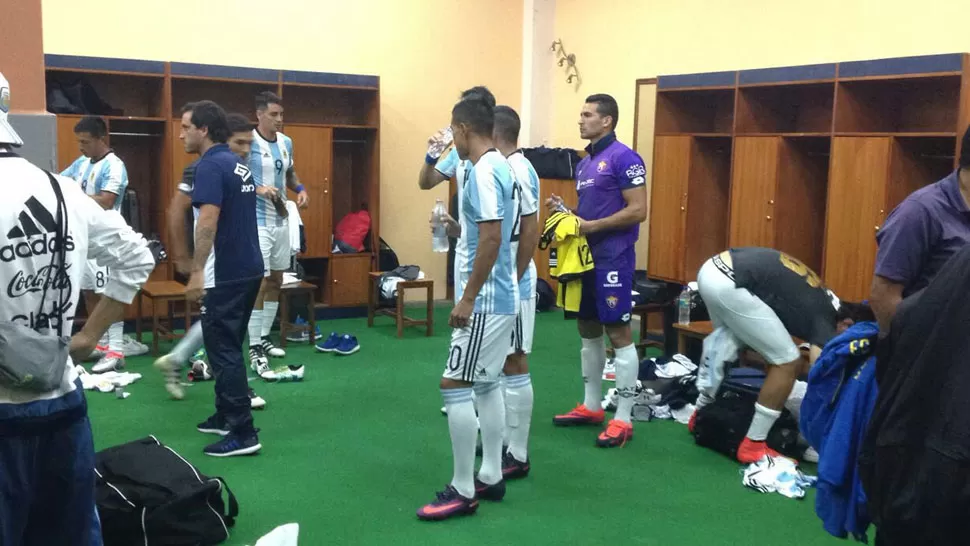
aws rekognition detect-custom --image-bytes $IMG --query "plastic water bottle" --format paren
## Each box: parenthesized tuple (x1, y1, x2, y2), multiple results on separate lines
(677, 285, 691, 325)
(432, 199, 449, 253)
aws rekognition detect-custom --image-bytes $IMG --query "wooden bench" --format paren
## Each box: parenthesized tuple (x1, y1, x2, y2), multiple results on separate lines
(367, 272, 434, 337)
(135, 280, 195, 356)
(632, 302, 667, 357)
(672, 320, 807, 357)
(278, 281, 317, 348)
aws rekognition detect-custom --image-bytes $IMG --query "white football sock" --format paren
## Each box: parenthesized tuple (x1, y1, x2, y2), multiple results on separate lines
(107, 322, 124, 354)
(746, 403, 782, 441)
(170, 322, 205, 365)
(581, 336, 607, 410)
(505, 373, 534, 462)
(612, 344, 639, 423)
(261, 301, 279, 338)
(499, 374, 508, 446)
(475, 381, 506, 486)
(442, 387, 477, 499)
(247, 309, 262, 347)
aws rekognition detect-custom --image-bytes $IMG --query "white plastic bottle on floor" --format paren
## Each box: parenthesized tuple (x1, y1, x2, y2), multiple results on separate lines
(678, 285, 691, 325)
(432, 198, 449, 253)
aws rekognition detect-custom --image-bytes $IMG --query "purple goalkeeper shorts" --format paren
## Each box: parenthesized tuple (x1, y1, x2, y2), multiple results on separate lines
(567, 247, 634, 325)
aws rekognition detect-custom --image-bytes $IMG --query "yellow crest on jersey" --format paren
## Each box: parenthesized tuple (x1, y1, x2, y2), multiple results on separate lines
(597, 160, 608, 173)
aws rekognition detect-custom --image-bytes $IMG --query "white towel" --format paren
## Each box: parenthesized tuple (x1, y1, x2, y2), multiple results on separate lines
(76, 366, 142, 393)
(285, 202, 302, 254)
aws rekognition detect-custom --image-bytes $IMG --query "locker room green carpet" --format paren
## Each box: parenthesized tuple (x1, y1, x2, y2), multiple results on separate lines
(87, 306, 844, 546)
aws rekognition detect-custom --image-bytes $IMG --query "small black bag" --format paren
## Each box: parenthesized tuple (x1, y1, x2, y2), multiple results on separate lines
(378, 237, 400, 272)
(691, 390, 802, 461)
(96, 436, 238, 546)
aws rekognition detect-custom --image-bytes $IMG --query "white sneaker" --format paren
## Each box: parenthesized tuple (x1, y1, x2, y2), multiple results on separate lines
(153, 354, 184, 400)
(249, 388, 266, 409)
(261, 364, 304, 382)
(261, 337, 286, 358)
(802, 446, 819, 463)
(249, 346, 271, 377)
(121, 335, 149, 357)
(92, 353, 125, 374)
(602, 358, 616, 381)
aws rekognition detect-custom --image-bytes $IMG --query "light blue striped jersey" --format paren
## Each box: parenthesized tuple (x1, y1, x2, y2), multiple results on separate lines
(249, 129, 294, 227)
(435, 147, 467, 285)
(60, 152, 128, 211)
(456, 149, 520, 315)
(507, 151, 540, 301)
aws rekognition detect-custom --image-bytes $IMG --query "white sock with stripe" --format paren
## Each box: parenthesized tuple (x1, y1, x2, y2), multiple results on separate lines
(171, 322, 204, 365)
(505, 373, 534, 462)
(475, 381, 506, 486)
(442, 387, 477, 499)
(746, 403, 781, 441)
(261, 301, 279, 338)
(612, 344, 639, 423)
(581, 336, 607, 410)
(247, 309, 262, 347)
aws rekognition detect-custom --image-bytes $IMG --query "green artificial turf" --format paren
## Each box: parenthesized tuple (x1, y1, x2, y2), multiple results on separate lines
(87, 306, 844, 545)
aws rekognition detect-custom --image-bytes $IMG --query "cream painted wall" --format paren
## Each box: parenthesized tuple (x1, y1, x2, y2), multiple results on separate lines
(41, 0, 523, 299)
(551, 0, 970, 147)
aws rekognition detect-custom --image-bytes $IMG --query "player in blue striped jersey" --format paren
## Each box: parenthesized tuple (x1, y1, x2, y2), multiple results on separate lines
(246, 92, 310, 376)
(418, 89, 521, 521)
(492, 105, 540, 480)
(60, 116, 131, 373)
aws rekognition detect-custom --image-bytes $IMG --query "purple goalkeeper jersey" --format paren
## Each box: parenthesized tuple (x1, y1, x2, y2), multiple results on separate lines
(575, 132, 647, 260)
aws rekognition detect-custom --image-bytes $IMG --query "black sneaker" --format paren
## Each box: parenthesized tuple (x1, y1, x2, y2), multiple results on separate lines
(197, 414, 230, 436)
(501, 450, 531, 480)
(474, 478, 506, 502)
(203, 431, 262, 457)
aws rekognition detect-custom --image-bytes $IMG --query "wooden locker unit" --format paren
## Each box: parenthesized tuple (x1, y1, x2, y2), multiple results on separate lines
(728, 136, 829, 271)
(44, 54, 381, 319)
(647, 135, 730, 283)
(647, 54, 970, 303)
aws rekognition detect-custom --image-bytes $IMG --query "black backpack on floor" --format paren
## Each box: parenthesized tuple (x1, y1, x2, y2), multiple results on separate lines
(692, 390, 803, 461)
(95, 436, 239, 546)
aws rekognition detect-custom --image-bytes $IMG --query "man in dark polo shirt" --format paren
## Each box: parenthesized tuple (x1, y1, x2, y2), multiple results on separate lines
(690, 247, 869, 464)
(179, 100, 264, 457)
(870, 126, 970, 332)
(548, 94, 648, 449)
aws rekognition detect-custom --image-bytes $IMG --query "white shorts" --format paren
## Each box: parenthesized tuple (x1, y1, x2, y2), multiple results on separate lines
(258, 225, 291, 275)
(81, 259, 109, 294)
(696, 257, 801, 365)
(443, 313, 516, 383)
(509, 294, 536, 355)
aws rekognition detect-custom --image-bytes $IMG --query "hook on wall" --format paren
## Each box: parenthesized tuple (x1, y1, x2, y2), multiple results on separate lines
(550, 39, 580, 87)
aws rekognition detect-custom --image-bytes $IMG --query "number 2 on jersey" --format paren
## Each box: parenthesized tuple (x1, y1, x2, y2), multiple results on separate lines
(510, 181, 522, 242)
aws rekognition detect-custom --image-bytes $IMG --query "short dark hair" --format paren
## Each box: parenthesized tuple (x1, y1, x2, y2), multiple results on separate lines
(836, 300, 876, 325)
(186, 100, 230, 143)
(493, 105, 520, 144)
(961, 125, 970, 169)
(452, 93, 494, 137)
(74, 116, 107, 138)
(460, 86, 496, 110)
(585, 93, 619, 130)
(227, 113, 253, 134)
(256, 91, 282, 111)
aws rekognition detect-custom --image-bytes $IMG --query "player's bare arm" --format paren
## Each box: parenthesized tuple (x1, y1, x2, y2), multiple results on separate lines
(92, 190, 119, 210)
(517, 212, 539, 280)
(580, 185, 647, 235)
(286, 167, 309, 208)
(167, 191, 193, 275)
(188, 204, 220, 301)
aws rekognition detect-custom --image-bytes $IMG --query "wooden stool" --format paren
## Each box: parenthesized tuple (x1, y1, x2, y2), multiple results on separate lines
(632, 302, 667, 357)
(367, 272, 434, 337)
(278, 281, 317, 348)
(136, 280, 194, 356)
